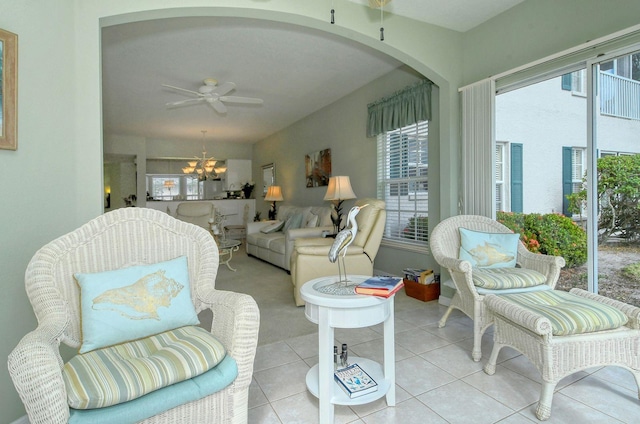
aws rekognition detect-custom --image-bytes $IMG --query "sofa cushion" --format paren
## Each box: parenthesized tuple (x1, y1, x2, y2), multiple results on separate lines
(269, 237, 286, 255)
(499, 290, 629, 336)
(472, 267, 547, 290)
(260, 220, 284, 234)
(68, 355, 238, 424)
(459, 228, 519, 268)
(283, 213, 304, 232)
(304, 213, 319, 228)
(74, 256, 200, 353)
(63, 326, 227, 409)
(252, 232, 284, 249)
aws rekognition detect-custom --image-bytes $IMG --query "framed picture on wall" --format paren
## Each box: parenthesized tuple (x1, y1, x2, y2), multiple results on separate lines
(0, 28, 17, 151)
(305, 148, 331, 187)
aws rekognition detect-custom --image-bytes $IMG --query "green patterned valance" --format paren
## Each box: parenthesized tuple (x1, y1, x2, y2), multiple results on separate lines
(367, 79, 433, 138)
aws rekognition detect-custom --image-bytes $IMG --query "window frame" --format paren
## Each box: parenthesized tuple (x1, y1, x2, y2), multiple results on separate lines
(376, 121, 429, 252)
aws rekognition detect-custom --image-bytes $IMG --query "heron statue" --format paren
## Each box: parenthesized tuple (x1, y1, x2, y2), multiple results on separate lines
(328, 204, 368, 286)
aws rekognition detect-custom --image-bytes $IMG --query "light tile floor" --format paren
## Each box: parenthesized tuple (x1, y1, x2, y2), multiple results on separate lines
(249, 296, 639, 423)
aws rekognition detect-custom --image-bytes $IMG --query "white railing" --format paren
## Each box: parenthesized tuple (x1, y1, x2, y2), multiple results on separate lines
(600, 72, 640, 121)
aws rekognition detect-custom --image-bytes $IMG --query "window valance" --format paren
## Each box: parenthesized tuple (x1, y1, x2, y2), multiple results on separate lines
(366, 79, 433, 138)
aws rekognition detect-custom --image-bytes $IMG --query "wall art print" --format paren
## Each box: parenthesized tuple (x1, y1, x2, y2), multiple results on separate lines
(0, 28, 17, 151)
(305, 148, 331, 187)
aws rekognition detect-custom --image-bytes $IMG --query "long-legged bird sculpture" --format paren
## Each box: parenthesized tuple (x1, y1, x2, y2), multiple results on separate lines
(329, 204, 368, 284)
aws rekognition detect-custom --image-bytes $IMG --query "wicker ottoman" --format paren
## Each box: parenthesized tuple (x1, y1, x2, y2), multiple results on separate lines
(483, 288, 640, 421)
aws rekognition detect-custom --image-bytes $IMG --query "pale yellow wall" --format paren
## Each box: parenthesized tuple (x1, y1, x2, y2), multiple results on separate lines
(2, 0, 639, 421)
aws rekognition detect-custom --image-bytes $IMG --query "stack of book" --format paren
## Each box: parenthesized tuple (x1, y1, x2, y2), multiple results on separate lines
(403, 268, 436, 285)
(334, 363, 378, 398)
(354, 276, 404, 297)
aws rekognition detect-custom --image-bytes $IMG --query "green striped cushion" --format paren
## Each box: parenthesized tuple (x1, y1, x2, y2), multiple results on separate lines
(63, 326, 226, 409)
(472, 267, 547, 289)
(499, 290, 629, 336)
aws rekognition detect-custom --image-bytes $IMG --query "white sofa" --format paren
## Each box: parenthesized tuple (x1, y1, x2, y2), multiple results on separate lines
(246, 205, 333, 271)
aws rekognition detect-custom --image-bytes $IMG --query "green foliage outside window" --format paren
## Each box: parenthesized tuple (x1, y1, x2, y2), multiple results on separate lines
(567, 154, 640, 244)
(402, 215, 428, 243)
(497, 211, 587, 268)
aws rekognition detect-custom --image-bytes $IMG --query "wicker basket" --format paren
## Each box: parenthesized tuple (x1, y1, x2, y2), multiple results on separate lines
(404, 279, 440, 302)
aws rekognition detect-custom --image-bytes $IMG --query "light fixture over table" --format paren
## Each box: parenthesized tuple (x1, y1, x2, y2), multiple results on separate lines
(182, 130, 219, 181)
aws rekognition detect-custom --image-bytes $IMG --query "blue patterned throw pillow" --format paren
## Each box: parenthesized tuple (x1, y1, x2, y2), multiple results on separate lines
(459, 228, 520, 268)
(75, 256, 199, 353)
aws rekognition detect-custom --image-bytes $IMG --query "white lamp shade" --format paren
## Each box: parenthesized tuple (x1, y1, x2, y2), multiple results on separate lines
(265, 186, 284, 201)
(324, 176, 356, 201)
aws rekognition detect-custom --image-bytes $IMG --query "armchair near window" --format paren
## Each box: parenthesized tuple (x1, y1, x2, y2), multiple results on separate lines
(8, 208, 259, 424)
(290, 198, 386, 306)
(430, 214, 565, 361)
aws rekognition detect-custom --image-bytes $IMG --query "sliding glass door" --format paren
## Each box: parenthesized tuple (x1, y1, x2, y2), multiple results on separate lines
(590, 48, 640, 305)
(494, 46, 640, 307)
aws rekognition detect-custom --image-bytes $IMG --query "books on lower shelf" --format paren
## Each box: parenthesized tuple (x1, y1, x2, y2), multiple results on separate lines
(403, 268, 436, 285)
(334, 363, 378, 398)
(354, 276, 404, 297)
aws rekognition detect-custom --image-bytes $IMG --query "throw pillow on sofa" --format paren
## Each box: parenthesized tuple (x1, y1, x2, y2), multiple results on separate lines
(283, 213, 304, 232)
(260, 220, 285, 233)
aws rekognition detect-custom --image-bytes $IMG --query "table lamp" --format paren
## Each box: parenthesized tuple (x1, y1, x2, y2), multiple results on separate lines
(324, 176, 356, 233)
(265, 185, 284, 220)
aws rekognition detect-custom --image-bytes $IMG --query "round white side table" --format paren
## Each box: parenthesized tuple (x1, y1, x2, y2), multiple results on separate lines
(300, 275, 396, 424)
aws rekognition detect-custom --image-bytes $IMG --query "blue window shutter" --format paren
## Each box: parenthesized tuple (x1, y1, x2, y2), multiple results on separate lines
(561, 74, 572, 91)
(562, 147, 572, 215)
(510, 143, 523, 212)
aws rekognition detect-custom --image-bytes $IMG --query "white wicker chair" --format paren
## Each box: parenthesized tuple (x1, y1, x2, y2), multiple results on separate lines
(8, 207, 260, 424)
(429, 215, 565, 361)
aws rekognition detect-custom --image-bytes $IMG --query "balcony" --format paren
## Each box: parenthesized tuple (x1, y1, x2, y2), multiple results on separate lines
(600, 71, 640, 121)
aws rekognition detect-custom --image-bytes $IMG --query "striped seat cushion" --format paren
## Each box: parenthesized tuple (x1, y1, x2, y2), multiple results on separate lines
(499, 290, 629, 336)
(472, 267, 547, 290)
(63, 326, 227, 409)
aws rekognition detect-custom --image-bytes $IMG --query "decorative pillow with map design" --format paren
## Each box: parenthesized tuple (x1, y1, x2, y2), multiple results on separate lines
(75, 256, 200, 353)
(459, 228, 520, 268)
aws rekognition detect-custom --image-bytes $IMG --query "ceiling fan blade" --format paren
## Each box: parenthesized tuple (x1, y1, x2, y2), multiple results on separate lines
(162, 84, 202, 96)
(219, 96, 264, 105)
(166, 98, 206, 108)
(208, 99, 228, 114)
(214, 81, 236, 96)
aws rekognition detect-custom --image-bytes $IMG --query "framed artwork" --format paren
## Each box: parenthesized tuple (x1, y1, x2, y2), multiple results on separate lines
(262, 163, 275, 196)
(0, 28, 17, 151)
(305, 148, 331, 187)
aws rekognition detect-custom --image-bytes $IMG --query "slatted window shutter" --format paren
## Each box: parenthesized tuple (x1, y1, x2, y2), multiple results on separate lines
(377, 121, 429, 247)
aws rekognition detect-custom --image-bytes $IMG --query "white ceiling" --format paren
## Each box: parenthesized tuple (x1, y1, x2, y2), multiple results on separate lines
(101, 1, 524, 146)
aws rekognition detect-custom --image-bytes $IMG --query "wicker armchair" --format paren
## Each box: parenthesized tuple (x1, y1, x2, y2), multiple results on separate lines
(429, 215, 565, 361)
(8, 208, 260, 424)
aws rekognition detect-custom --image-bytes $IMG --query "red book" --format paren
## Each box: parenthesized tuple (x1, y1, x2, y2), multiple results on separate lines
(355, 276, 404, 297)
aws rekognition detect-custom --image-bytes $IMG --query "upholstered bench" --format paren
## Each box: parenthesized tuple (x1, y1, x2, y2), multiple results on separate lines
(483, 289, 640, 421)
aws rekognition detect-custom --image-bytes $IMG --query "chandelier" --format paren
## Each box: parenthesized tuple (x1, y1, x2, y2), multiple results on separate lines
(182, 130, 221, 181)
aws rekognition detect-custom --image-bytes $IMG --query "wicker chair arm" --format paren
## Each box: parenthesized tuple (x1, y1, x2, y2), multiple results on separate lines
(570, 288, 640, 328)
(484, 295, 553, 336)
(199, 289, 260, 387)
(517, 248, 565, 288)
(438, 256, 473, 274)
(8, 322, 69, 424)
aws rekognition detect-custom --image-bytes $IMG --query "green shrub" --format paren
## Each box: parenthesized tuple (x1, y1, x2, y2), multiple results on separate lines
(403, 215, 428, 243)
(567, 154, 640, 243)
(497, 212, 587, 268)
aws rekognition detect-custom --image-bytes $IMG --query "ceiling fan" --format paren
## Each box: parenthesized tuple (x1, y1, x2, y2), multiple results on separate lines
(162, 78, 263, 114)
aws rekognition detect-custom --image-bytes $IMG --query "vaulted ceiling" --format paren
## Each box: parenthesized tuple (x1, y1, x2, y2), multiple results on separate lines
(101, 1, 524, 144)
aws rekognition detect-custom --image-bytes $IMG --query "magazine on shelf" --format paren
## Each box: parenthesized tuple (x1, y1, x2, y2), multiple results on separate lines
(334, 363, 378, 398)
(355, 276, 404, 297)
